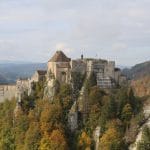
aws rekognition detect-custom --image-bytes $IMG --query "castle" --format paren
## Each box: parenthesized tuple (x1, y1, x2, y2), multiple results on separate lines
(46, 51, 127, 131)
(47, 51, 126, 88)
(0, 50, 126, 102)
(0, 50, 127, 131)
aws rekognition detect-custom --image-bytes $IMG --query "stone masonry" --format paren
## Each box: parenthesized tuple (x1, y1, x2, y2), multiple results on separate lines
(47, 51, 126, 89)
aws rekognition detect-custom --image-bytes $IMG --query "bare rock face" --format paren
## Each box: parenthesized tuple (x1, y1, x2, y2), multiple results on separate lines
(68, 101, 78, 132)
(129, 97, 150, 150)
(124, 119, 139, 144)
(93, 126, 101, 150)
(14, 102, 22, 118)
(44, 78, 59, 100)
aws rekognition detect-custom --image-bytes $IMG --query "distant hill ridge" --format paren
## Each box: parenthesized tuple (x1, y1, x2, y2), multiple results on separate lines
(0, 60, 149, 84)
(122, 60, 150, 79)
(0, 63, 46, 83)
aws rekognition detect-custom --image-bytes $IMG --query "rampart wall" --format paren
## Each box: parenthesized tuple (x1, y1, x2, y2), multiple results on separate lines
(0, 84, 17, 102)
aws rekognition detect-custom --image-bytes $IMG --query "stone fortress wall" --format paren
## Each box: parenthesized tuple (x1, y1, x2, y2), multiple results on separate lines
(69, 58, 125, 88)
(0, 84, 17, 102)
(0, 70, 47, 103)
(71, 59, 87, 75)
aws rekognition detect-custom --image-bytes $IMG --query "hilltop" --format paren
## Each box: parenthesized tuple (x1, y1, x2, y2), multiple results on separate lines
(0, 51, 149, 150)
(123, 60, 150, 79)
(122, 60, 150, 97)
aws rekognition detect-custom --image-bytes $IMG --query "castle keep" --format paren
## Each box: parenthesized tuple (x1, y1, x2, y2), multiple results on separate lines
(47, 51, 71, 84)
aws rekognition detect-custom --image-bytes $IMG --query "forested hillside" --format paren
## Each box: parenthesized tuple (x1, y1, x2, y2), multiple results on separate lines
(0, 77, 144, 150)
(131, 76, 150, 97)
(123, 60, 150, 79)
(130, 74, 150, 149)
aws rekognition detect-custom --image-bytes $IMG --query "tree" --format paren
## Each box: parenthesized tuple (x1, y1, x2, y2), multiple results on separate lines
(0, 125, 15, 150)
(88, 72, 97, 88)
(32, 80, 45, 99)
(58, 84, 72, 98)
(84, 72, 97, 92)
(85, 104, 101, 134)
(107, 99, 117, 119)
(49, 129, 68, 150)
(40, 103, 63, 133)
(24, 122, 41, 150)
(39, 129, 68, 150)
(89, 86, 104, 106)
(99, 127, 122, 150)
(100, 98, 117, 132)
(78, 131, 92, 150)
(39, 133, 51, 150)
(14, 113, 29, 150)
(137, 126, 150, 150)
(121, 104, 133, 122)
(0, 99, 16, 150)
(128, 88, 141, 114)
(71, 72, 85, 99)
(21, 93, 35, 113)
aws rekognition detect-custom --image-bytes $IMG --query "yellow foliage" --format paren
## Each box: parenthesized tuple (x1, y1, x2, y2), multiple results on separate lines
(40, 103, 63, 133)
(39, 133, 50, 150)
(78, 131, 92, 150)
(106, 119, 122, 129)
(131, 76, 150, 97)
(99, 127, 121, 150)
(39, 129, 68, 150)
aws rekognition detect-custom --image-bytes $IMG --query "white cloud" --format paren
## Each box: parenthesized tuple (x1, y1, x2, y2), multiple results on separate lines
(0, 0, 149, 65)
(112, 43, 127, 51)
(55, 42, 73, 54)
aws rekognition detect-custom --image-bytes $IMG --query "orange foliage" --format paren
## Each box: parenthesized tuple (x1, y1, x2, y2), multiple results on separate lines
(99, 127, 121, 150)
(131, 76, 150, 97)
(39, 129, 68, 150)
(78, 131, 92, 149)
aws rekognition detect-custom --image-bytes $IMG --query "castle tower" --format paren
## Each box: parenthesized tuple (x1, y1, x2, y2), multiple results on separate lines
(47, 51, 71, 84)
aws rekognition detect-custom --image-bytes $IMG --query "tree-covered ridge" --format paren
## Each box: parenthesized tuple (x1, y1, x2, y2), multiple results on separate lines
(122, 60, 150, 80)
(137, 126, 150, 150)
(0, 76, 145, 150)
(131, 76, 150, 97)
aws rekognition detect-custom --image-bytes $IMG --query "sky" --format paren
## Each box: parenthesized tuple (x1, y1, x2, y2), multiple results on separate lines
(0, 0, 150, 66)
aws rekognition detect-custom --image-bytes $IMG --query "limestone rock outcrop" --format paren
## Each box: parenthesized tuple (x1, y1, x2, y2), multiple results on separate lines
(44, 77, 59, 100)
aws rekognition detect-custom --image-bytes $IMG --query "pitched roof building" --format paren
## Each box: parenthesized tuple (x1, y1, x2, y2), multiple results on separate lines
(30, 70, 47, 83)
(47, 51, 71, 84)
(49, 51, 71, 62)
(37, 70, 47, 76)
